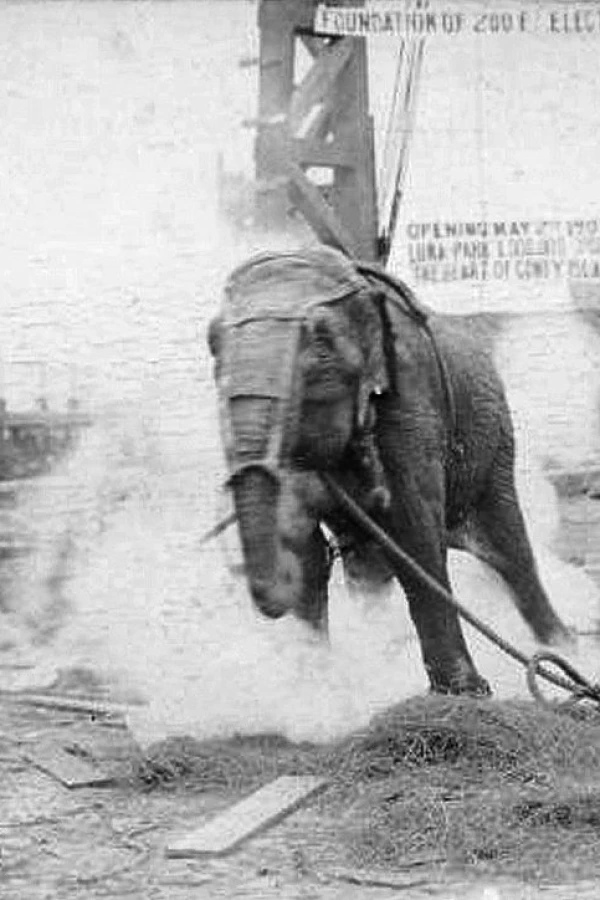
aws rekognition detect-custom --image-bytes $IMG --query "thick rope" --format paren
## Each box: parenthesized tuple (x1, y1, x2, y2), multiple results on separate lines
(198, 482, 600, 708)
(321, 472, 600, 708)
(211, 250, 599, 708)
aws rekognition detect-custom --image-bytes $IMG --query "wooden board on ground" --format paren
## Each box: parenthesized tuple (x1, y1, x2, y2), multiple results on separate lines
(166, 775, 328, 858)
(324, 866, 431, 890)
(24, 742, 115, 788)
(3, 692, 138, 720)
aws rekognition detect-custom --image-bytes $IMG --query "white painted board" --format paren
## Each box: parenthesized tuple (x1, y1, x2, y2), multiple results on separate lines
(166, 775, 328, 858)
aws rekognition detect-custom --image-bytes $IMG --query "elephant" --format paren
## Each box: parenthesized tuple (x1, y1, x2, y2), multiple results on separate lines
(208, 245, 571, 696)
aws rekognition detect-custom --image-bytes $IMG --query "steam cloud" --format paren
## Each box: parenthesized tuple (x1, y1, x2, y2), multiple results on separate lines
(1, 5, 599, 744)
(1, 243, 599, 747)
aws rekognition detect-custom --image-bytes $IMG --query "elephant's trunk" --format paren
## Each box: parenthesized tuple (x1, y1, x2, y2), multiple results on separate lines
(227, 396, 302, 619)
(232, 466, 303, 619)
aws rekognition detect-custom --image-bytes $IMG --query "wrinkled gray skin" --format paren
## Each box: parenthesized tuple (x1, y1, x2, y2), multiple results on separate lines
(208, 254, 571, 696)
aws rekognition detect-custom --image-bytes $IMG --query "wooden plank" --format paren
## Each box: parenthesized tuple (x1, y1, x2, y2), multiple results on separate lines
(24, 743, 115, 789)
(328, 41, 379, 261)
(324, 866, 430, 890)
(3, 692, 139, 718)
(166, 775, 328, 858)
(294, 137, 356, 169)
(298, 33, 328, 58)
(288, 38, 353, 137)
(283, 158, 360, 257)
(159, 872, 214, 888)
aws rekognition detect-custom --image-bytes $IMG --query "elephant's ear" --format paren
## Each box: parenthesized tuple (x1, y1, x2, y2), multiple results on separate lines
(349, 287, 390, 428)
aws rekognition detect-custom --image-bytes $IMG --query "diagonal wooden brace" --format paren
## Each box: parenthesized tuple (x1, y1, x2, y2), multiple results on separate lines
(288, 38, 354, 139)
(284, 159, 360, 258)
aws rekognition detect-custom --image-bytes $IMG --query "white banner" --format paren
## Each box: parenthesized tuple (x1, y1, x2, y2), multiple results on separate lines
(314, 3, 600, 38)
(404, 218, 600, 283)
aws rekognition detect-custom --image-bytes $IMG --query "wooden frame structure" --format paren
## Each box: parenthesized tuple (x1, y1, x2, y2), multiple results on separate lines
(220, 0, 424, 263)
(250, 0, 380, 261)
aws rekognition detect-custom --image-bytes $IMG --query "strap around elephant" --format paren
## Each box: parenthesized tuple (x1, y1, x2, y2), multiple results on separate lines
(356, 261, 458, 444)
(355, 261, 429, 326)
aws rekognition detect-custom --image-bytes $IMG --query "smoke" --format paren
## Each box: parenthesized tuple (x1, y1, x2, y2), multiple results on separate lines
(483, 309, 600, 697)
(495, 312, 600, 471)
(1, 0, 599, 739)
(1, 290, 599, 746)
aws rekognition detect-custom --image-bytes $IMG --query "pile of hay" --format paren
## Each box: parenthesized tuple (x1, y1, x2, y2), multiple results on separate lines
(138, 696, 600, 880)
(328, 697, 600, 879)
(137, 732, 322, 791)
(335, 695, 600, 779)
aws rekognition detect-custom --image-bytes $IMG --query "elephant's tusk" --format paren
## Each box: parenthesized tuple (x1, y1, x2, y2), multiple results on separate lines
(198, 511, 237, 548)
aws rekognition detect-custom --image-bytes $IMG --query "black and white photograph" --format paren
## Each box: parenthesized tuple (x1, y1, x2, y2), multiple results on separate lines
(2, 1, 600, 897)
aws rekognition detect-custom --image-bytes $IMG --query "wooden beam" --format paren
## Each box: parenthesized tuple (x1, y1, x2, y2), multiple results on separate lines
(284, 159, 361, 257)
(297, 33, 329, 57)
(323, 866, 431, 890)
(293, 101, 332, 144)
(294, 138, 356, 169)
(288, 38, 354, 137)
(24, 742, 115, 789)
(252, 1, 378, 258)
(5, 692, 140, 718)
(166, 775, 328, 858)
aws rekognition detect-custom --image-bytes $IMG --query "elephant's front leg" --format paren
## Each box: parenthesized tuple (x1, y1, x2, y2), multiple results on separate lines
(386, 462, 490, 695)
(278, 473, 332, 635)
(293, 526, 332, 634)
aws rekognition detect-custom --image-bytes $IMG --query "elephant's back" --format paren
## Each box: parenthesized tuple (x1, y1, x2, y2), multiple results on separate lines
(429, 314, 513, 498)
(429, 313, 507, 409)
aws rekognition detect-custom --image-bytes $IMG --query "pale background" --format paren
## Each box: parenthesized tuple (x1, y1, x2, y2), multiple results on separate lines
(1, 1, 600, 746)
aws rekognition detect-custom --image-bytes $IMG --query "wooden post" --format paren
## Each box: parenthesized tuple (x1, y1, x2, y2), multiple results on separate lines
(254, 0, 301, 228)
(254, 0, 379, 261)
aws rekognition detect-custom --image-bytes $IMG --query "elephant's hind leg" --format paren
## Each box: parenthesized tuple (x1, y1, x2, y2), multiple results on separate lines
(470, 435, 570, 645)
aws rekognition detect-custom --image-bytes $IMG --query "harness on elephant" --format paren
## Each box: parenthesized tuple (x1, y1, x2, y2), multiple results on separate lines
(356, 260, 459, 462)
(220, 246, 370, 483)
(220, 246, 460, 500)
(208, 247, 600, 713)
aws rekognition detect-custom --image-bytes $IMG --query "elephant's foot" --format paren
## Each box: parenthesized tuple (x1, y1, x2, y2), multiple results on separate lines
(293, 587, 329, 639)
(294, 607, 329, 640)
(426, 662, 492, 697)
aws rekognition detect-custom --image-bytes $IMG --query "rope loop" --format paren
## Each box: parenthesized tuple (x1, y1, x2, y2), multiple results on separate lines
(196, 472, 600, 715)
(322, 472, 600, 714)
(526, 651, 600, 712)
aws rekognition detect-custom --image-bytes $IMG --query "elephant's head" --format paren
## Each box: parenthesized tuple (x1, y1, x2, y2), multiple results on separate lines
(208, 247, 389, 620)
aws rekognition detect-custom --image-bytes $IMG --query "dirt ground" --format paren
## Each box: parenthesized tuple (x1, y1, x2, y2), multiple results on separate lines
(2, 486, 600, 900)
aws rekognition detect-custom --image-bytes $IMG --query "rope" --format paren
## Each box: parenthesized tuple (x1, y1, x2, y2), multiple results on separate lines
(208, 250, 599, 710)
(197, 478, 600, 709)
(526, 651, 600, 710)
(378, 40, 406, 225)
(380, 38, 426, 264)
(321, 472, 600, 710)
